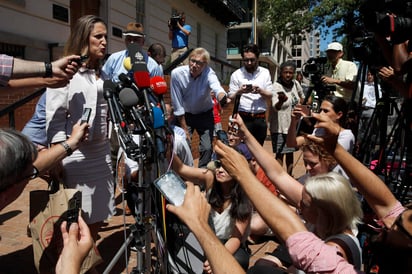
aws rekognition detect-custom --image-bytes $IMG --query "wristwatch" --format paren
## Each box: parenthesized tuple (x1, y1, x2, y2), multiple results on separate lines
(60, 141, 73, 156)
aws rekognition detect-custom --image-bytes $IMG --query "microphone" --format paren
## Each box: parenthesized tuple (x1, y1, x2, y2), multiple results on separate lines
(118, 86, 153, 145)
(103, 80, 125, 128)
(150, 76, 168, 96)
(123, 57, 132, 71)
(131, 59, 153, 124)
(119, 87, 140, 107)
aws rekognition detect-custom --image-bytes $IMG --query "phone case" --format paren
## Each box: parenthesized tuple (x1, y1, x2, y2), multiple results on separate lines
(297, 116, 317, 136)
(154, 170, 186, 206)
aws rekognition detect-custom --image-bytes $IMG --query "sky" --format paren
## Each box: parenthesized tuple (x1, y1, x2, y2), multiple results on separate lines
(319, 23, 343, 52)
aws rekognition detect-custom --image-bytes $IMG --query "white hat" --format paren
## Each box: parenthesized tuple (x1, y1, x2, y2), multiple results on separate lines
(326, 42, 343, 51)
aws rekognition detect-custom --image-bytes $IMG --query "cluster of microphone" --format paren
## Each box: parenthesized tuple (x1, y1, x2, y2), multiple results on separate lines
(103, 47, 169, 162)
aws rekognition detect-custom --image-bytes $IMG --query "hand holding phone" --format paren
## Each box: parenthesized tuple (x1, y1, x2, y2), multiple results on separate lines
(154, 171, 187, 206)
(81, 108, 91, 124)
(73, 55, 89, 66)
(296, 116, 317, 136)
(66, 192, 82, 230)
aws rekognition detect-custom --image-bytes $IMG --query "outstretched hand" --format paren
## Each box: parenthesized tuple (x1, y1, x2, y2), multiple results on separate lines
(214, 140, 249, 180)
(166, 182, 211, 232)
(305, 112, 340, 153)
(52, 55, 80, 80)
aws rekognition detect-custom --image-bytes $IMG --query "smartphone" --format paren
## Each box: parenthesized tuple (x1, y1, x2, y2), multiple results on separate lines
(73, 55, 88, 66)
(216, 130, 229, 145)
(232, 94, 241, 117)
(66, 191, 81, 230)
(246, 84, 252, 89)
(296, 116, 317, 136)
(81, 108, 91, 124)
(154, 171, 187, 206)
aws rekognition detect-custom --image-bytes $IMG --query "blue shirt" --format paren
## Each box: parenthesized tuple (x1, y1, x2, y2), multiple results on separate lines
(22, 92, 47, 146)
(170, 65, 226, 116)
(172, 24, 191, 49)
(101, 49, 163, 82)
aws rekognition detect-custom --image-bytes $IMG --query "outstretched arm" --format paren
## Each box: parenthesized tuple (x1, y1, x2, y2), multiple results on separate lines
(215, 141, 307, 242)
(231, 115, 303, 206)
(307, 113, 401, 228)
(171, 153, 213, 189)
(34, 122, 88, 175)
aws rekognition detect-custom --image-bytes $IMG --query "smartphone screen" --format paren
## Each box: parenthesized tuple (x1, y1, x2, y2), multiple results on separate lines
(81, 108, 91, 124)
(154, 171, 187, 206)
(296, 116, 317, 136)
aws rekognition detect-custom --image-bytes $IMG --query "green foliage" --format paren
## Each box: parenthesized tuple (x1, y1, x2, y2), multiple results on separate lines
(259, 0, 363, 41)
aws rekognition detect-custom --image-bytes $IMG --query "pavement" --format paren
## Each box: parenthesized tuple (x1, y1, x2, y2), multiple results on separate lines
(0, 138, 306, 274)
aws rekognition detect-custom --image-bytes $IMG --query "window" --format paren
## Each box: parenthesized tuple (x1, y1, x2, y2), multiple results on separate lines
(53, 4, 69, 23)
(292, 48, 302, 57)
(0, 42, 25, 58)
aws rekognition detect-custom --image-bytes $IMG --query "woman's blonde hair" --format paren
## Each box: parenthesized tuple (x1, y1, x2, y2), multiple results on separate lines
(304, 172, 363, 239)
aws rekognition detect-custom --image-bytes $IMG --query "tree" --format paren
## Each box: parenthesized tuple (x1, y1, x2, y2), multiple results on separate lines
(259, 0, 363, 56)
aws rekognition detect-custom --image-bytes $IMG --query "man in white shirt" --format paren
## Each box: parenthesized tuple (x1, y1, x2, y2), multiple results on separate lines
(228, 44, 274, 145)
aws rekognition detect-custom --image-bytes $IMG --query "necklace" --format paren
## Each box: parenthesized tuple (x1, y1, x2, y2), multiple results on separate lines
(223, 194, 231, 200)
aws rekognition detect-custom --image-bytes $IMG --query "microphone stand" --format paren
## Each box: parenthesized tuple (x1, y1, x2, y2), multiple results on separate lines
(103, 45, 177, 273)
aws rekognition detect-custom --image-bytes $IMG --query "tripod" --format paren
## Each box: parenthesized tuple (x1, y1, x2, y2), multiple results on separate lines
(355, 63, 411, 204)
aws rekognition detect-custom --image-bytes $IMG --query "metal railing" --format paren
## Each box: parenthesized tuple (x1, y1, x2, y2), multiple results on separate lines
(0, 88, 45, 128)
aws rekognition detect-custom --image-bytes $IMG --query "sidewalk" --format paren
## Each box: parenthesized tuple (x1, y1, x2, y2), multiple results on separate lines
(0, 138, 306, 274)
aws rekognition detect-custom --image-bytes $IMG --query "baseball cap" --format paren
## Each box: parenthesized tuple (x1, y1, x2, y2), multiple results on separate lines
(326, 42, 343, 51)
(123, 22, 145, 37)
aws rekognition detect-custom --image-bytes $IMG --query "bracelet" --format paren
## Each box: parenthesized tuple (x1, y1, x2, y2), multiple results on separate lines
(44, 62, 53, 78)
(60, 141, 73, 156)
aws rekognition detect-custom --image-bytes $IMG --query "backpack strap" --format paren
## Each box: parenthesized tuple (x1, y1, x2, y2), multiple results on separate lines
(325, 233, 362, 270)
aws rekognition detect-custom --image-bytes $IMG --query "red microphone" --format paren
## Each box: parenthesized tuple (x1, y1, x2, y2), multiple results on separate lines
(150, 76, 168, 95)
(133, 66, 150, 88)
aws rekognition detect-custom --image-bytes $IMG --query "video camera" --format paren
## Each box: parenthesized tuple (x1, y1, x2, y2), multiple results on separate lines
(169, 14, 182, 30)
(361, 0, 412, 44)
(302, 57, 336, 104)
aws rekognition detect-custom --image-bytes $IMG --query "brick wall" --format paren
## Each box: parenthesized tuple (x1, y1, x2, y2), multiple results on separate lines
(0, 88, 40, 130)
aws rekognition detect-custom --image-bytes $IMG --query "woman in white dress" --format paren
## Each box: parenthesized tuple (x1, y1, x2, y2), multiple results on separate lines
(45, 15, 115, 242)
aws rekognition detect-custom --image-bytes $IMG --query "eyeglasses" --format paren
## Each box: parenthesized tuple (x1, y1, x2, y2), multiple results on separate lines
(189, 59, 206, 66)
(22, 166, 39, 181)
(243, 58, 257, 63)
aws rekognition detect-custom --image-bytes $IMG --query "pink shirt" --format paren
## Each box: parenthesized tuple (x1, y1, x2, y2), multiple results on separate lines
(285, 202, 405, 273)
(286, 231, 360, 273)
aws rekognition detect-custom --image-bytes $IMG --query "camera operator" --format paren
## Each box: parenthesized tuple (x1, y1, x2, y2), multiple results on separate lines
(321, 42, 358, 102)
(168, 12, 191, 65)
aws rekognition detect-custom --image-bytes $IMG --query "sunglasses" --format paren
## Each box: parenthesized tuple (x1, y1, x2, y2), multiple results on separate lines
(189, 59, 206, 66)
(214, 160, 222, 169)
